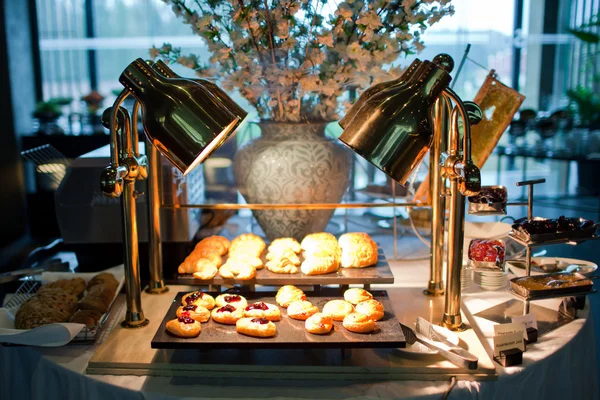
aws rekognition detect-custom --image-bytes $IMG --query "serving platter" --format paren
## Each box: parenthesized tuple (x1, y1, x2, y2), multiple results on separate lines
(507, 257, 598, 277)
(173, 248, 394, 286)
(151, 289, 405, 350)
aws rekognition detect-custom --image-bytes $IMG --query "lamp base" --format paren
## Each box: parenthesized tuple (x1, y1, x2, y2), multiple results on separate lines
(441, 314, 468, 332)
(146, 281, 169, 294)
(121, 311, 150, 329)
(423, 282, 445, 297)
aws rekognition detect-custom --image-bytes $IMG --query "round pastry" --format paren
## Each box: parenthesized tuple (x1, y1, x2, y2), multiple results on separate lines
(176, 304, 210, 322)
(305, 313, 334, 334)
(266, 257, 299, 274)
(215, 293, 248, 309)
(343, 312, 376, 333)
(287, 300, 319, 321)
(211, 304, 244, 324)
(268, 238, 301, 255)
(355, 299, 384, 321)
(322, 299, 354, 321)
(275, 285, 306, 308)
(166, 312, 201, 338)
(181, 291, 215, 310)
(338, 232, 378, 268)
(227, 253, 264, 270)
(191, 260, 219, 280)
(230, 233, 266, 256)
(300, 232, 338, 254)
(236, 317, 276, 338)
(219, 261, 256, 280)
(244, 301, 281, 321)
(195, 235, 230, 256)
(343, 288, 373, 305)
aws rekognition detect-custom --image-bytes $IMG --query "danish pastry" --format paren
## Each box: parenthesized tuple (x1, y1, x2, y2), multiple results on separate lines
(176, 304, 211, 322)
(182, 291, 215, 310)
(244, 301, 281, 321)
(355, 299, 384, 321)
(191, 260, 219, 280)
(166, 313, 201, 338)
(267, 238, 301, 256)
(300, 232, 338, 254)
(219, 260, 256, 280)
(300, 248, 340, 275)
(343, 288, 373, 305)
(227, 253, 264, 270)
(215, 293, 248, 309)
(275, 285, 306, 308)
(211, 304, 244, 324)
(236, 317, 277, 338)
(305, 313, 333, 334)
(287, 300, 319, 321)
(195, 235, 230, 256)
(266, 257, 299, 274)
(338, 232, 378, 268)
(343, 312, 376, 333)
(322, 299, 354, 321)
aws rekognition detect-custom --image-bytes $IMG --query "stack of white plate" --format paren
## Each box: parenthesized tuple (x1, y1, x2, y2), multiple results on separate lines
(473, 270, 508, 291)
(461, 265, 472, 290)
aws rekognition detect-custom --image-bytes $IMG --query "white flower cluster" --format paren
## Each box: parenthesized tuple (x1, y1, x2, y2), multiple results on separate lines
(152, 0, 454, 122)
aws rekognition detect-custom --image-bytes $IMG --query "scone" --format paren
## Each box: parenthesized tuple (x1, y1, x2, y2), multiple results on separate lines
(300, 249, 340, 275)
(338, 232, 378, 268)
(212, 304, 245, 324)
(191, 260, 219, 280)
(268, 238, 301, 255)
(182, 291, 215, 310)
(215, 293, 248, 309)
(166, 313, 201, 338)
(236, 317, 276, 338)
(322, 299, 354, 321)
(195, 235, 230, 256)
(305, 313, 334, 334)
(275, 285, 306, 308)
(344, 288, 373, 305)
(287, 300, 319, 321)
(176, 304, 211, 322)
(343, 312, 376, 333)
(266, 257, 299, 274)
(244, 302, 281, 321)
(300, 232, 338, 254)
(355, 299, 384, 321)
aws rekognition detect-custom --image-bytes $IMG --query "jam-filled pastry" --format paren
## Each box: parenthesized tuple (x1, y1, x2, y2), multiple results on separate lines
(166, 312, 201, 338)
(338, 232, 378, 268)
(300, 249, 341, 275)
(322, 299, 354, 321)
(244, 301, 281, 321)
(300, 232, 338, 254)
(215, 293, 248, 309)
(219, 261, 256, 280)
(191, 260, 218, 280)
(194, 235, 230, 256)
(355, 299, 384, 321)
(266, 257, 299, 274)
(236, 317, 277, 338)
(227, 253, 264, 270)
(211, 304, 244, 325)
(275, 285, 306, 308)
(176, 304, 210, 323)
(230, 233, 266, 256)
(343, 288, 373, 305)
(343, 312, 376, 333)
(305, 313, 334, 334)
(182, 291, 215, 310)
(268, 238, 301, 255)
(287, 300, 319, 321)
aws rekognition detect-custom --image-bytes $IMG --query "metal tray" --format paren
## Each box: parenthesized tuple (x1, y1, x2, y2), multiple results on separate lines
(174, 248, 394, 286)
(151, 289, 406, 350)
(507, 287, 597, 301)
(467, 186, 507, 216)
(510, 217, 597, 245)
(509, 272, 594, 300)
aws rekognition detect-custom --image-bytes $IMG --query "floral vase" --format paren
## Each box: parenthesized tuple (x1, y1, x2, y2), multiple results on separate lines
(233, 122, 352, 241)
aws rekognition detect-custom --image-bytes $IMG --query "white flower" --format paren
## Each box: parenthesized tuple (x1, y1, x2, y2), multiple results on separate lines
(356, 10, 382, 30)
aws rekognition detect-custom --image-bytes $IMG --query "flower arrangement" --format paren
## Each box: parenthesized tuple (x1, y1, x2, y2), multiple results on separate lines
(151, 0, 453, 122)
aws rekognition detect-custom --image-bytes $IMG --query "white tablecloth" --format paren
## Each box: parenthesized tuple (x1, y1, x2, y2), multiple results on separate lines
(1, 260, 598, 400)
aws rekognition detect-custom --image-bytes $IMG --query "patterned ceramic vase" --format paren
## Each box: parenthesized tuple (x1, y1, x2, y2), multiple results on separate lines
(233, 122, 352, 241)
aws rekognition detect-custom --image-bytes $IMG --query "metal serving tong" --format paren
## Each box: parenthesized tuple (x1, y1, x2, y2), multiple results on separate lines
(400, 318, 478, 370)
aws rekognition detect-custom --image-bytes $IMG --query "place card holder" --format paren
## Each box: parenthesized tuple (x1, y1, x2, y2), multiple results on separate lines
(495, 348, 523, 367)
(512, 313, 538, 345)
(493, 323, 526, 367)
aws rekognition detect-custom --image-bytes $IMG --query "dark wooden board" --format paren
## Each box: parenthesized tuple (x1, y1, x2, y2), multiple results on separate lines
(173, 248, 394, 286)
(151, 289, 405, 350)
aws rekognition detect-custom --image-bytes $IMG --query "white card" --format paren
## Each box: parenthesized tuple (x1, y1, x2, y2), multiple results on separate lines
(493, 331, 525, 357)
(493, 322, 526, 337)
(512, 313, 538, 339)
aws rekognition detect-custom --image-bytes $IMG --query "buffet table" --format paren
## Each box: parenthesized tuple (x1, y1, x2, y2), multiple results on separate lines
(1, 259, 598, 400)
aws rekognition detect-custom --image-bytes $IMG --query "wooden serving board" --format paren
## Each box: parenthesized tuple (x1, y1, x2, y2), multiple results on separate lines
(173, 248, 394, 286)
(151, 289, 405, 350)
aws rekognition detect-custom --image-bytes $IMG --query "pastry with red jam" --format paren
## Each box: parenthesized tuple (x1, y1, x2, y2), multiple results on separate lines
(166, 312, 201, 338)
(236, 317, 276, 338)
(215, 293, 248, 309)
(181, 291, 215, 310)
(243, 301, 281, 321)
(176, 304, 210, 323)
(211, 304, 244, 325)
(305, 313, 333, 335)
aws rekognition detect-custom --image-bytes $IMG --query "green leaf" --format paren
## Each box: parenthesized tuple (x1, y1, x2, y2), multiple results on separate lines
(568, 28, 600, 43)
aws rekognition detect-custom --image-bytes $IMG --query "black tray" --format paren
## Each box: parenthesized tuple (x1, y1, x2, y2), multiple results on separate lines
(509, 272, 595, 299)
(151, 289, 406, 350)
(174, 248, 394, 286)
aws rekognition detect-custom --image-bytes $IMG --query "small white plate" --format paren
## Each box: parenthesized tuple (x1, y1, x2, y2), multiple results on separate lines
(507, 257, 597, 277)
